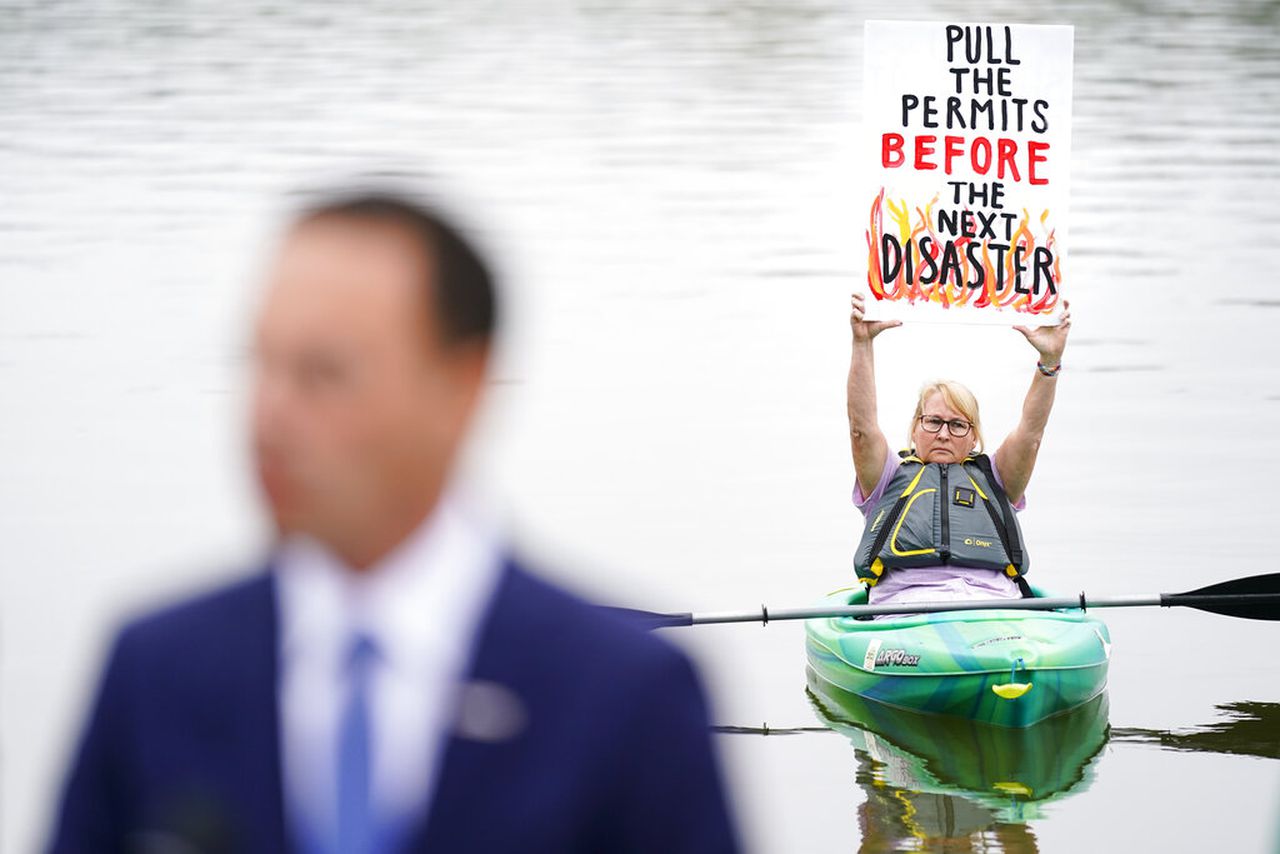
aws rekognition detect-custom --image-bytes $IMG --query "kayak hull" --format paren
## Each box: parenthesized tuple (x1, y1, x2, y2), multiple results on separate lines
(804, 586, 1110, 728)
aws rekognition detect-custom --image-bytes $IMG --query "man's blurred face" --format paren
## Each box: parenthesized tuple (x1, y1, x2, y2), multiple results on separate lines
(250, 216, 483, 561)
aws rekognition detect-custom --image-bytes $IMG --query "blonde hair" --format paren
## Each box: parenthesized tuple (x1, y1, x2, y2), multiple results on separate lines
(908, 380, 984, 453)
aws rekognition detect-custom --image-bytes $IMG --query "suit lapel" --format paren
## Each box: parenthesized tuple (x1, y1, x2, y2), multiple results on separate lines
(229, 569, 292, 853)
(404, 559, 533, 849)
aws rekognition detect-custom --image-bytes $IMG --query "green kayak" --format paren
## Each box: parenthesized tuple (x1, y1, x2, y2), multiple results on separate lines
(805, 585, 1111, 727)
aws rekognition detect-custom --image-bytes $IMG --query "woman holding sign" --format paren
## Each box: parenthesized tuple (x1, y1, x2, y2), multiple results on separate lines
(846, 291, 1071, 606)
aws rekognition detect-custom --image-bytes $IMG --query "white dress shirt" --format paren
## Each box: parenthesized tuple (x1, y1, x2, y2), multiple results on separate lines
(273, 492, 504, 847)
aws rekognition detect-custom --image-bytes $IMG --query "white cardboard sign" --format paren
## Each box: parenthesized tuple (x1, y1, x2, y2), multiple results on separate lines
(860, 21, 1074, 325)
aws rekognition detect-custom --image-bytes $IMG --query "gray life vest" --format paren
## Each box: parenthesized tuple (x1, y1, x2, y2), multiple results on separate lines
(854, 451, 1029, 588)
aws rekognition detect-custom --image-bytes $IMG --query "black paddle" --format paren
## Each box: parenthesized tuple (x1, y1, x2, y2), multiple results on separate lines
(606, 572, 1280, 629)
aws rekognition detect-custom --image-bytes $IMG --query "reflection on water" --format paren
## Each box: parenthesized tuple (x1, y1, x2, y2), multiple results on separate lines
(806, 672, 1108, 849)
(1112, 701, 1280, 761)
(716, 688, 1279, 852)
(717, 682, 1279, 852)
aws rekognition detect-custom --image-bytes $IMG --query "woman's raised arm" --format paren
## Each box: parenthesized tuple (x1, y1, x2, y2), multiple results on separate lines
(848, 292, 901, 495)
(994, 300, 1072, 504)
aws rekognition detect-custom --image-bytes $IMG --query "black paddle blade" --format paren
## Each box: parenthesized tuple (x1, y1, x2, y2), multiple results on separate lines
(599, 606, 694, 630)
(1162, 573, 1280, 621)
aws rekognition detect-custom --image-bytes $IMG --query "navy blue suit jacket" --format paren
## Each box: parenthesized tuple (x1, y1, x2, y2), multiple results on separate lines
(48, 558, 740, 853)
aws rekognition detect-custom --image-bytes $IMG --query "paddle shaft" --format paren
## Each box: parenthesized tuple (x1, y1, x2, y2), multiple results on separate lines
(657, 592, 1280, 627)
(610, 573, 1280, 628)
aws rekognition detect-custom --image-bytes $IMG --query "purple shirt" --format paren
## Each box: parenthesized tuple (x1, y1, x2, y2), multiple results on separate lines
(854, 452, 1025, 608)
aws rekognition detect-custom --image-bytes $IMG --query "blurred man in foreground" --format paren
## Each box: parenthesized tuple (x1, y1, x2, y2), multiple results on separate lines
(48, 192, 739, 853)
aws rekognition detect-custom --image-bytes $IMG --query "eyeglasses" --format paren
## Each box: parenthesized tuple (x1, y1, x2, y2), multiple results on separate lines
(918, 415, 973, 438)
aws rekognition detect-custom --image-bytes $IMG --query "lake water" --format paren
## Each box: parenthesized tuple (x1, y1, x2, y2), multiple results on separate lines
(4, 1, 1280, 851)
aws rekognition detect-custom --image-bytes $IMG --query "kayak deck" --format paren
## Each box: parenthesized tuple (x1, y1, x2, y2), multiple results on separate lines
(804, 586, 1111, 727)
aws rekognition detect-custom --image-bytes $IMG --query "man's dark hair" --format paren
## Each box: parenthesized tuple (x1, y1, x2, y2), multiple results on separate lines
(294, 191, 498, 347)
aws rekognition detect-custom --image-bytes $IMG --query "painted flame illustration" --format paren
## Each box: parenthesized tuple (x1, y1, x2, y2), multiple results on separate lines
(865, 187, 1061, 315)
